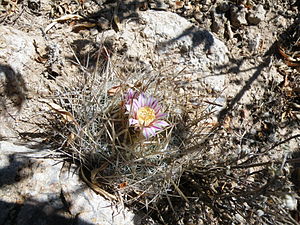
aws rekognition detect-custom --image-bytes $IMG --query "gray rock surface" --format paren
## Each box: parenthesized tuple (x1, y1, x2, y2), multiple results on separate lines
(100, 10, 229, 91)
(0, 26, 39, 73)
(0, 141, 142, 225)
(0, 26, 47, 140)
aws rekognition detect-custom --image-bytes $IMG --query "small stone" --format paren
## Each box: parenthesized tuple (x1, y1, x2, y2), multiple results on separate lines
(230, 5, 248, 27)
(217, 2, 230, 12)
(90, 28, 99, 36)
(274, 15, 287, 28)
(248, 34, 261, 52)
(149, 0, 168, 10)
(283, 194, 297, 210)
(200, 5, 210, 12)
(211, 11, 227, 34)
(194, 12, 203, 23)
(257, 209, 264, 217)
(247, 5, 266, 25)
(174, 1, 184, 9)
(27, 0, 40, 12)
(98, 17, 110, 30)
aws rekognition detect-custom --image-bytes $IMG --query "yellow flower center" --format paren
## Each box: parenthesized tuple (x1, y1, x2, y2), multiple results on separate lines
(137, 106, 156, 126)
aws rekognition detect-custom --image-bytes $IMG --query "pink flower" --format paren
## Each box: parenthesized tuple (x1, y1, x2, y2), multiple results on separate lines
(123, 88, 139, 105)
(126, 93, 169, 139)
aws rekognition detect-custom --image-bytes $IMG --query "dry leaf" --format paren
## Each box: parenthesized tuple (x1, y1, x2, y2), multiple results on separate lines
(45, 14, 84, 33)
(72, 22, 97, 32)
(223, 116, 231, 129)
(67, 133, 76, 146)
(39, 99, 77, 124)
(112, 15, 120, 32)
(281, 111, 287, 122)
(44, 22, 57, 33)
(53, 14, 83, 22)
(175, 1, 184, 9)
(108, 85, 121, 96)
(118, 181, 128, 189)
(33, 40, 48, 63)
(35, 55, 48, 63)
(278, 45, 300, 68)
(80, 167, 117, 201)
(285, 61, 300, 67)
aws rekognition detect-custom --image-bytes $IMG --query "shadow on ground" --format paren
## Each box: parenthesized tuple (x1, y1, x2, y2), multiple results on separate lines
(0, 149, 96, 225)
(217, 16, 300, 123)
(157, 26, 214, 52)
(0, 198, 95, 225)
(0, 64, 27, 110)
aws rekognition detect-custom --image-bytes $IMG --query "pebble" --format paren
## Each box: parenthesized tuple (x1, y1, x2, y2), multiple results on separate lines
(247, 5, 266, 25)
(257, 209, 264, 216)
(230, 5, 248, 27)
(149, 0, 168, 10)
(283, 194, 297, 211)
(211, 11, 227, 35)
(274, 15, 287, 28)
(217, 1, 230, 12)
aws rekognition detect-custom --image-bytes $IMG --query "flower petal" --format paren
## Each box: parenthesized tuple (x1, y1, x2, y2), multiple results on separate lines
(151, 99, 158, 108)
(125, 104, 131, 112)
(124, 88, 139, 104)
(152, 120, 169, 127)
(142, 127, 150, 139)
(132, 99, 139, 111)
(153, 105, 161, 113)
(148, 127, 156, 137)
(138, 94, 144, 107)
(156, 113, 167, 118)
(146, 96, 152, 107)
(142, 127, 156, 139)
(151, 125, 162, 131)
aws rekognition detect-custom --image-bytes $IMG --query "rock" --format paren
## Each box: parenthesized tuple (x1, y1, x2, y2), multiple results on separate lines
(0, 26, 49, 139)
(148, 0, 168, 10)
(247, 5, 266, 25)
(0, 141, 142, 225)
(248, 33, 261, 53)
(194, 12, 203, 23)
(257, 209, 264, 217)
(0, 26, 32, 109)
(0, 26, 38, 73)
(211, 11, 227, 35)
(217, 1, 230, 12)
(98, 17, 110, 30)
(230, 5, 248, 27)
(60, 166, 147, 225)
(274, 15, 287, 28)
(283, 194, 297, 211)
(100, 10, 228, 91)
